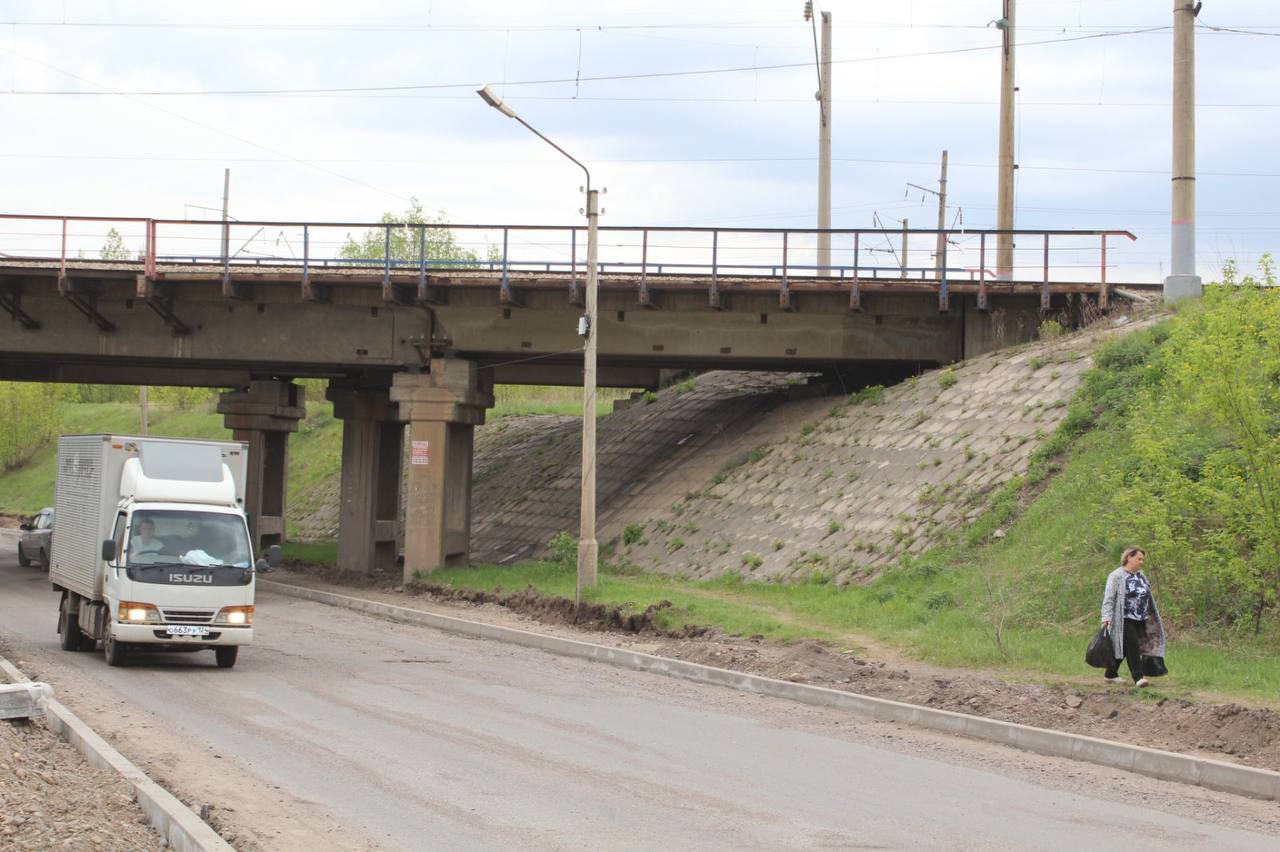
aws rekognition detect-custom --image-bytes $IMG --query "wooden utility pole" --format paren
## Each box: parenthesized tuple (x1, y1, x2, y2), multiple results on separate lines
(139, 386, 149, 435)
(996, 1, 1016, 279)
(1166, 1, 1202, 301)
(935, 150, 949, 276)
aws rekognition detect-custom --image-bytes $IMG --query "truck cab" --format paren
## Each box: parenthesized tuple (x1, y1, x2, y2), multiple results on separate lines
(103, 501, 258, 667)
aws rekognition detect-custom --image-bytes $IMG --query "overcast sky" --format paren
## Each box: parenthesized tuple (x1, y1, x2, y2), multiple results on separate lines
(1, 0, 1277, 283)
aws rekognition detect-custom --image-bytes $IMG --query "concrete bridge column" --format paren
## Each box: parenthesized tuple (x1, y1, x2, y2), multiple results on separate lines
(391, 359, 493, 581)
(217, 380, 305, 550)
(327, 386, 403, 574)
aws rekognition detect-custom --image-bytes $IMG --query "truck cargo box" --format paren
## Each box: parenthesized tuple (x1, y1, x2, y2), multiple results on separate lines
(50, 435, 247, 601)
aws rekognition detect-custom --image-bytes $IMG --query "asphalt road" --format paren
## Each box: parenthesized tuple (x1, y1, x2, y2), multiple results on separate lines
(1, 531, 1276, 851)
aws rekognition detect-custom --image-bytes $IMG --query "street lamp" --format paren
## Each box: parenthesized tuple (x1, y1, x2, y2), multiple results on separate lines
(477, 85, 600, 603)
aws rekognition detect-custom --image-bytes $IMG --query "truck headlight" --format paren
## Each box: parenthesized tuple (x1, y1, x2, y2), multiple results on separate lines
(118, 602, 161, 624)
(214, 606, 254, 626)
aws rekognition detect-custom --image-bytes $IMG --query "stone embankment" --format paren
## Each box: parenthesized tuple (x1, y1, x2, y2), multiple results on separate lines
(618, 329, 1106, 583)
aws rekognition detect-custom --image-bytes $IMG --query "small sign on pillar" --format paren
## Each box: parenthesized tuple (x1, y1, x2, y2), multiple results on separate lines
(411, 439, 430, 466)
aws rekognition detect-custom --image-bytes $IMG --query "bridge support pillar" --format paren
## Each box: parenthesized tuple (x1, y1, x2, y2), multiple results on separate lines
(217, 380, 305, 551)
(391, 359, 493, 582)
(327, 386, 403, 575)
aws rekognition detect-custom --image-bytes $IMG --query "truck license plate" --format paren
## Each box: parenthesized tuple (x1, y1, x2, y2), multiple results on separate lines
(165, 625, 210, 637)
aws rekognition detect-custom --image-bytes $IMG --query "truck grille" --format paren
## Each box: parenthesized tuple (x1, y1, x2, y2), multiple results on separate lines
(159, 608, 216, 624)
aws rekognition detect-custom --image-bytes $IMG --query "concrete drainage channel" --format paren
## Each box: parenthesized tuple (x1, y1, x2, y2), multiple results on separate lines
(263, 579, 1280, 803)
(0, 656, 233, 852)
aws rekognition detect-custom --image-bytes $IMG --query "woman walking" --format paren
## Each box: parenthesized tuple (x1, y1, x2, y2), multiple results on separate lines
(1100, 546, 1166, 687)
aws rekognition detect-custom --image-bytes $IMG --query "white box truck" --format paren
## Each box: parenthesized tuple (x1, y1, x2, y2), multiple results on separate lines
(50, 435, 280, 668)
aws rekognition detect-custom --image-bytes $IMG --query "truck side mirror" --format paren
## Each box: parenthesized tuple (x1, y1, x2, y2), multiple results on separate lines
(19, 522, 31, 531)
(101, 539, 116, 562)
(268, 544, 283, 568)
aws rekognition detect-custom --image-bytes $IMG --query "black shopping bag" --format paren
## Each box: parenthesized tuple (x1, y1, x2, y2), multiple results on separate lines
(1141, 655, 1168, 677)
(1085, 627, 1113, 668)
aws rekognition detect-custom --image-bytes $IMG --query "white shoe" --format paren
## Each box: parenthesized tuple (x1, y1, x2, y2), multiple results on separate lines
(1135, 677, 1150, 688)
(1104, 676, 1123, 684)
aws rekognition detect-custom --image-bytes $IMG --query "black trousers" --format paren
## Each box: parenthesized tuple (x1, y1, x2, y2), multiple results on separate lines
(1105, 618, 1146, 682)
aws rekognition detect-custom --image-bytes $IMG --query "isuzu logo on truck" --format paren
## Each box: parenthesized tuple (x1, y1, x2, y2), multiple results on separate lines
(170, 573, 214, 584)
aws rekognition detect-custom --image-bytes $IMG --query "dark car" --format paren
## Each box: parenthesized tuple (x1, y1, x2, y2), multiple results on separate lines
(18, 507, 53, 571)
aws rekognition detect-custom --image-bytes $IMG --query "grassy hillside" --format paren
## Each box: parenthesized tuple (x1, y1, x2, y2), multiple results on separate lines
(413, 279, 1280, 704)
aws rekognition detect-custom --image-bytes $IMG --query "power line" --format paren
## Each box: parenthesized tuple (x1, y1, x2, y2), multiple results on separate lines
(0, 27, 1169, 97)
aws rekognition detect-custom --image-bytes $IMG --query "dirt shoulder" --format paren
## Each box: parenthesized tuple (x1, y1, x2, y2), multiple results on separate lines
(1, 694, 167, 851)
(271, 566, 1280, 774)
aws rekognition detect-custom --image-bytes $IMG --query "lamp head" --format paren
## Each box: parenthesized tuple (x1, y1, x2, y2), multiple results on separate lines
(476, 85, 518, 119)
(803, 1, 813, 21)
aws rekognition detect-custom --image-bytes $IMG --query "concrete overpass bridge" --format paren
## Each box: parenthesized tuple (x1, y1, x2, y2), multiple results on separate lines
(0, 213, 1140, 579)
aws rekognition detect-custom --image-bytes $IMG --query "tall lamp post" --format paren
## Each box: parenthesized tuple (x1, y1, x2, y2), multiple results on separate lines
(477, 85, 599, 603)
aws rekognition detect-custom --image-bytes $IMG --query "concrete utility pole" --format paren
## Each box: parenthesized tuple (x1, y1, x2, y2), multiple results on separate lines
(221, 168, 231, 262)
(806, 3, 833, 273)
(1166, 1, 1203, 301)
(900, 218, 909, 277)
(935, 150, 949, 276)
(996, 0, 1016, 279)
(818, 10, 833, 272)
(579, 186, 600, 599)
(476, 84, 599, 600)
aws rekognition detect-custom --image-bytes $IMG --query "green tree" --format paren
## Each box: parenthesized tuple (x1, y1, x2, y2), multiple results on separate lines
(1114, 256, 1280, 631)
(339, 199, 494, 266)
(100, 227, 129, 260)
(0, 382, 64, 470)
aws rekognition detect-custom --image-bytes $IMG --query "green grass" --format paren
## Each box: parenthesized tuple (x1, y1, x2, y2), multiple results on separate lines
(284, 400, 343, 535)
(283, 540, 337, 566)
(490, 385, 638, 419)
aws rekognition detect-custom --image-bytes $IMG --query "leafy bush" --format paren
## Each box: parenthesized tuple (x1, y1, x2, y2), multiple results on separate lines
(1038, 319, 1065, 341)
(741, 552, 763, 569)
(938, 368, 958, 389)
(850, 385, 885, 405)
(925, 591, 955, 611)
(622, 523, 645, 546)
(548, 531, 577, 567)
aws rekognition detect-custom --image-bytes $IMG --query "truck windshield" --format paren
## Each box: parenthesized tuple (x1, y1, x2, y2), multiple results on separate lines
(127, 510, 252, 568)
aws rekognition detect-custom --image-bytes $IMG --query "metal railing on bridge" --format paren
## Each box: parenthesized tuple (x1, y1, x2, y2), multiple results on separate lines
(0, 213, 1136, 312)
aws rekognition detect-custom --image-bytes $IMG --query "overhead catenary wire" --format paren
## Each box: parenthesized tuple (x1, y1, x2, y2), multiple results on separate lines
(0, 27, 1171, 97)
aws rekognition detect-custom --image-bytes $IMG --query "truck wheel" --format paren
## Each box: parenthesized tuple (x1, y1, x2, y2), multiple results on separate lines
(58, 594, 83, 652)
(17, 543, 30, 567)
(214, 647, 239, 669)
(103, 635, 128, 667)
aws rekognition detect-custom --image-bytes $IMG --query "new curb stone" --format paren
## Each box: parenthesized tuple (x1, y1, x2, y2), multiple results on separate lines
(0, 656, 232, 852)
(262, 579, 1280, 803)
